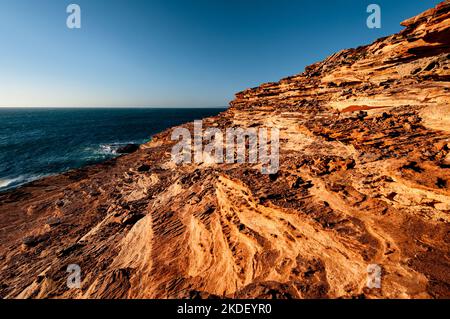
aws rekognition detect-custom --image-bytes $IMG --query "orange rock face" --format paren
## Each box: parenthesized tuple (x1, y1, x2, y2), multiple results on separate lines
(0, 2, 449, 299)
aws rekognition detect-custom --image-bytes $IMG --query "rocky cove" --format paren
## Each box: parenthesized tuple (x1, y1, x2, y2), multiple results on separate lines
(0, 2, 449, 299)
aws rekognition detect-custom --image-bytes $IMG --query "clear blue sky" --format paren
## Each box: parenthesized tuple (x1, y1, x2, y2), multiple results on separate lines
(0, 0, 442, 107)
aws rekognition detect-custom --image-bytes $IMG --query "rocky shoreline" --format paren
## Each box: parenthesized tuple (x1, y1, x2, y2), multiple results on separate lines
(0, 2, 449, 299)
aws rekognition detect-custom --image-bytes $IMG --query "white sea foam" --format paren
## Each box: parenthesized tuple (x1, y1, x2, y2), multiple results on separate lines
(97, 141, 144, 155)
(0, 176, 24, 189)
(0, 179, 11, 188)
(99, 144, 120, 155)
(0, 175, 46, 190)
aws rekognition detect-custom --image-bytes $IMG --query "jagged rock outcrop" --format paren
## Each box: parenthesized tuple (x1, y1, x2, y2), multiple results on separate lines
(0, 2, 449, 299)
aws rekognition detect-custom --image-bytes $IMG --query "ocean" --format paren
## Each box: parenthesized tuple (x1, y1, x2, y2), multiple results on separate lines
(0, 107, 225, 191)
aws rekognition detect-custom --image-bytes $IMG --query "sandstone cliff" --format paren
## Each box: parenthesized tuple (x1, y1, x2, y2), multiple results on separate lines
(0, 2, 449, 299)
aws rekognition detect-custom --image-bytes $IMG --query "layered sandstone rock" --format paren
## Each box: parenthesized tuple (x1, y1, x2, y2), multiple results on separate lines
(0, 2, 449, 299)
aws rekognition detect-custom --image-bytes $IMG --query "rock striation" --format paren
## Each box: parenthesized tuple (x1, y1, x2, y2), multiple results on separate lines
(0, 2, 449, 299)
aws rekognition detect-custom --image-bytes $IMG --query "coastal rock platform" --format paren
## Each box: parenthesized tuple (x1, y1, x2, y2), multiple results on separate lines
(0, 2, 449, 299)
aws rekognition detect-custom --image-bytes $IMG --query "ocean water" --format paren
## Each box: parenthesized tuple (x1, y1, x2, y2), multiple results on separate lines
(0, 107, 224, 191)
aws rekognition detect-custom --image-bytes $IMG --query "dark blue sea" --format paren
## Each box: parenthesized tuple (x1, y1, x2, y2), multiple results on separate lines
(0, 108, 224, 191)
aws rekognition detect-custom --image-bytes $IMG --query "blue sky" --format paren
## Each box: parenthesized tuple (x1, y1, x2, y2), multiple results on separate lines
(0, 0, 442, 107)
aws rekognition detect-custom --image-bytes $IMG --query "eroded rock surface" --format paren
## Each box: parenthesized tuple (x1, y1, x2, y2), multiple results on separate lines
(0, 2, 449, 299)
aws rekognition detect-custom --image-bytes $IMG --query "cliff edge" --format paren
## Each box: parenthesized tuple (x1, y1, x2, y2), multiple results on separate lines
(0, 2, 449, 299)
